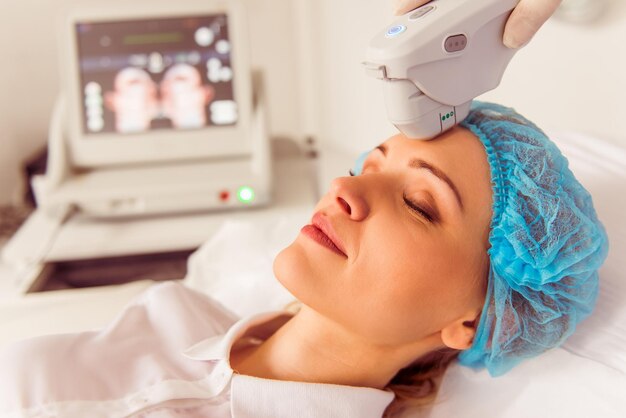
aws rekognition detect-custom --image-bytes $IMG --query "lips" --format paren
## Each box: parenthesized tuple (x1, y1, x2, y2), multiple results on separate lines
(301, 212, 348, 257)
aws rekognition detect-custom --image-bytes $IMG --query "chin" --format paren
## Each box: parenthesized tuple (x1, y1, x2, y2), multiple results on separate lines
(273, 244, 301, 291)
(272, 240, 320, 306)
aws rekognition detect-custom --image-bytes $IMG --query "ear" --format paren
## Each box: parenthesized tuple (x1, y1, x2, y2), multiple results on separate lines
(440, 313, 478, 350)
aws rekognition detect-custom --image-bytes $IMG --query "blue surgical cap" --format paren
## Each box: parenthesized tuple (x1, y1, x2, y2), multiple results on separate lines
(353, 101, 609, 377)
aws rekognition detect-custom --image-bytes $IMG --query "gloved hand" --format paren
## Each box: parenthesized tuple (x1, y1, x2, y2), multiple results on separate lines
(393, 0, 562, 49)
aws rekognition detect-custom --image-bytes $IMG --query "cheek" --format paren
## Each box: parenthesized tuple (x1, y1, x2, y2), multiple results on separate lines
(359, 249, 439, 336)
(349, 228, 467, 344)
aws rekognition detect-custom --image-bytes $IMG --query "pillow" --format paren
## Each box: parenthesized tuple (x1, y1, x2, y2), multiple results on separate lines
(421, 347, 626, 418)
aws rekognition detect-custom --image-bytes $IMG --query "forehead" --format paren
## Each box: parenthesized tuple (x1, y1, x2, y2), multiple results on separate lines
(384, 127, 484, 165)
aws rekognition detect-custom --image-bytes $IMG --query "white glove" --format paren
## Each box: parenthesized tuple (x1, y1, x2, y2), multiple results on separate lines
(393, 0, 562, 49)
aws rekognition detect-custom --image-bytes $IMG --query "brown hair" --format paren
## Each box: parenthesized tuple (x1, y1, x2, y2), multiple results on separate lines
(382, 347, 460, 417)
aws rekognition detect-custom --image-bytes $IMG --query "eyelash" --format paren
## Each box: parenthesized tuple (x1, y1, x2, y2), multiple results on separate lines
(403, 194, 434, 223)
(349, 170, 434, 223)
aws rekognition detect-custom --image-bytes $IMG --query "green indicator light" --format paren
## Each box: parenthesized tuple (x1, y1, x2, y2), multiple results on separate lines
(451, 111, 454, 116)
(237, 186, 255, 203)
(441, 116, 445, 121)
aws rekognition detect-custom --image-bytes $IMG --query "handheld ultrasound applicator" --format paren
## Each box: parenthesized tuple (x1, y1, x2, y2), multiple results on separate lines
(363, 0, 521, 140)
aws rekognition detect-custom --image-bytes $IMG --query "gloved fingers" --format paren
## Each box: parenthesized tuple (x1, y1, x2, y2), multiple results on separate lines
(503, 0, 562, 48)
(394, 0, 433, 16)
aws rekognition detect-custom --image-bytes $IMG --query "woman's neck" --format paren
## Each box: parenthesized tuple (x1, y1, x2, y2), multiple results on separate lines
(229, 305, 440, 389)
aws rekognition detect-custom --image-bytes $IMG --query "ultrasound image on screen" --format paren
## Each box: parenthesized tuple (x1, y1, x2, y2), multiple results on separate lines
(75, 14, 238, 135)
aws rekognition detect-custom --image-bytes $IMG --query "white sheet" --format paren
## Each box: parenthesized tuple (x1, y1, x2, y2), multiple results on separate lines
(422, 347, 626, 418)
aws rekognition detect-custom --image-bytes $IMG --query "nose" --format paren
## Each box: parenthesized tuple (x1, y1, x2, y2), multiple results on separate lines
(328, 176, 370, 221)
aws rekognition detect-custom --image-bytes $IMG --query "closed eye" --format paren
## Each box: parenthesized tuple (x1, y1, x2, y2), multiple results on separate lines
(350, 167, 437, 223)
(403, 194, 436, 223)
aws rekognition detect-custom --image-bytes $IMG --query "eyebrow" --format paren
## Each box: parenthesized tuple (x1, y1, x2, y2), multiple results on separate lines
(376, 144, 465, 212)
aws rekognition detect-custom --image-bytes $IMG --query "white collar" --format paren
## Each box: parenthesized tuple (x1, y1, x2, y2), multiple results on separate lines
(183, 310, 396, 418)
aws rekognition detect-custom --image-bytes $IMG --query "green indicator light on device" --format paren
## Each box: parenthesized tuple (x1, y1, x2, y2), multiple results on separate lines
(237, 186, 255, 203)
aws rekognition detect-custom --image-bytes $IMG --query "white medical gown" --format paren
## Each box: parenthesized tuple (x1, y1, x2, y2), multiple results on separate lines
(0, 282, 394, 417)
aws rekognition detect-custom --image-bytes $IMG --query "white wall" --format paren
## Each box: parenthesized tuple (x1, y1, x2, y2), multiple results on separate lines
(311, 1, 398, 155)
(480, 0, 626, 143)
(0, 0, 300, 205)
(0, 0, 61, 204)
(306, 0, 626, 156)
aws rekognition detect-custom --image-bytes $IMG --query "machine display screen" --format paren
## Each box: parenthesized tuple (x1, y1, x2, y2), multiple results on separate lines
(75, 14, 238, 135)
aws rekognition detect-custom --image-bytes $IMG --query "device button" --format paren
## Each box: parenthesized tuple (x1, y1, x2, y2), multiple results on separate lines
(386, 25, 407, 38)
(409, 5, 435, 20)
(444, 34, 467, 52)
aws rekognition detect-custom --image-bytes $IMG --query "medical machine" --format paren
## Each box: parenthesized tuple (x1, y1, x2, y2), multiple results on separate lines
(363, 0, 520, 140)
(1, 0, 273, 293)
(34, 0, 271, 218)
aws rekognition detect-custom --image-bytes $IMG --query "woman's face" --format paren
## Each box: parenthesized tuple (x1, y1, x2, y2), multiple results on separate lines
(274, 127, 493, 348)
